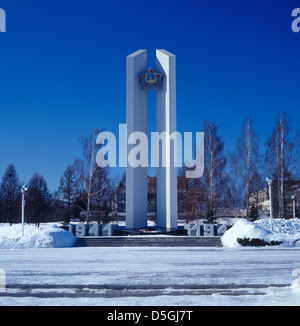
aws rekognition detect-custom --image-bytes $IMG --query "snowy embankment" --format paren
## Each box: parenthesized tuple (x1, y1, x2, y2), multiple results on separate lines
(222, 218, 300, 248)
(0, 224, 76, 249)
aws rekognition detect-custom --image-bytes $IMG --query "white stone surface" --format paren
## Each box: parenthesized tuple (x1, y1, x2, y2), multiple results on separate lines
(156, 49, 178, 230)
(126, 50, 148, 229)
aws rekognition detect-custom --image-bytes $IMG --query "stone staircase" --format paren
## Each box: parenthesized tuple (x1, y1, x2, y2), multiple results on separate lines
(74, 236, 222, 247)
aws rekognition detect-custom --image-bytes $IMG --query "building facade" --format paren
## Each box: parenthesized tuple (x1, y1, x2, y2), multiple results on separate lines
(249, 180, 300, 219)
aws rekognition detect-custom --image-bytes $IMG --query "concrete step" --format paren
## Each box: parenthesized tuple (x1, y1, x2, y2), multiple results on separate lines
(73, 236, 222, 247)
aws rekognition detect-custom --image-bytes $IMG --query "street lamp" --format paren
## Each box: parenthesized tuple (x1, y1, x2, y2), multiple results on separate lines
(291, 195, 296, 219)
(21, 185, 28, 237)
(266, 177, 273, 231)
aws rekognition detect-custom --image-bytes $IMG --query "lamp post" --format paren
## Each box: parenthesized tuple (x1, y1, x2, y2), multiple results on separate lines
(21, 185, 28, 237)
(266, 177, 273, 231)
(291, 195, 296, 219)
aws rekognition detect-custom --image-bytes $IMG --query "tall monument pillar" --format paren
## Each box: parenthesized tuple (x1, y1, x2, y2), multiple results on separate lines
(126, 50, 148, 229)
(126, 49, 177, 231)
(156, 50, 178, 231)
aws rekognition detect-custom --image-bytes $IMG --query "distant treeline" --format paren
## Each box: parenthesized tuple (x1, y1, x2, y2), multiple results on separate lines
(0, 111, 299, 225)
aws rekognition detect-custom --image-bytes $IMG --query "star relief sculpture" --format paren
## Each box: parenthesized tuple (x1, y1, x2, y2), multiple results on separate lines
(139, 67, 163, 90)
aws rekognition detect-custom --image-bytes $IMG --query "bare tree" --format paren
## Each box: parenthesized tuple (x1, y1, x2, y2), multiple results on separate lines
(178, 167, 204, 223)
(230, 117, 263, 211)
(295, 127, 300, 178)
(26, 173, 52, 227)
(58, 163, 79, 223)
(74, 127, 109, 224)
(90, 165, 112, 223)
(202, 120, 227, 216)
(265, 112, 294, 218)
(0, 164, 21, 224)
(113, 172, 126, 215)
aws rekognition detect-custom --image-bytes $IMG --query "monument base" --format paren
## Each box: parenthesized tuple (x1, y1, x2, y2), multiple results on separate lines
(115, 227, 187, 236)
(74, 235, 222, 247)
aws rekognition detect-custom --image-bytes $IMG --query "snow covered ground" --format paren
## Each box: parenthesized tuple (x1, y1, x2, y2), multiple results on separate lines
(222, 218, 300, 247)
(0, 223, 76, 249)
(0, 220, 299, 306)
(0, 246, 300, 306)
(1, 218, 299, 250)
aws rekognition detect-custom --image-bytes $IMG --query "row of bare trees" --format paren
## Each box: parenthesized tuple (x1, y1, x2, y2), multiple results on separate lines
(0, 128, 113, 225)
(265, 112, 297, 218)
(0, 112, 299, 224)
(177, 111, 299, 222)
(0, 165, 52, 225)
(56, 127, 113, 224)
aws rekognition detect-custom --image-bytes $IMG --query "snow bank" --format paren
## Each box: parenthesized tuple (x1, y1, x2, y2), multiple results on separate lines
(0, 223, 76, 249)
(222, 218, 300, 248)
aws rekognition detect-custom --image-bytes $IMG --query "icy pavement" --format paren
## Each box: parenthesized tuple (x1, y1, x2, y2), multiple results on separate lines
(0, 246, 299, 306)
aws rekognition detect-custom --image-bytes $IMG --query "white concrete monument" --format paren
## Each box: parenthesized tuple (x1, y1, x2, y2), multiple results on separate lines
(126, 49, 178, 231)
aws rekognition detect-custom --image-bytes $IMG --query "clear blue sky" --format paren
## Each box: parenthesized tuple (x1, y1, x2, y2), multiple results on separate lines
(0, 0, 300, 191)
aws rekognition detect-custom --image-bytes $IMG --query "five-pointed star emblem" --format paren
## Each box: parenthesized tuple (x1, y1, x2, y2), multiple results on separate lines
(139, 67, 163, 90)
